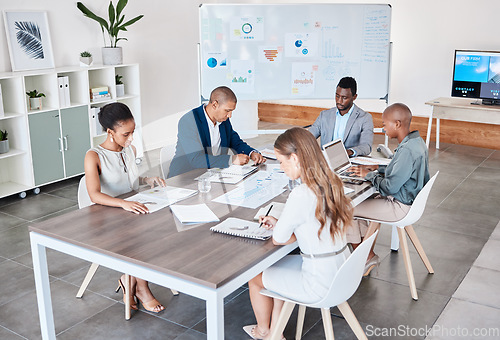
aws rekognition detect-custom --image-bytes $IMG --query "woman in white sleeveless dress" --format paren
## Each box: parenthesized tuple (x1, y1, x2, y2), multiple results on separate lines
(244, 128, 353, 340)
(84, 102, 166, 313)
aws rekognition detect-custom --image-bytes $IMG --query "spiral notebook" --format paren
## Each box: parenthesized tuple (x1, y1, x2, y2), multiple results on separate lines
(210, 217, 273, 240)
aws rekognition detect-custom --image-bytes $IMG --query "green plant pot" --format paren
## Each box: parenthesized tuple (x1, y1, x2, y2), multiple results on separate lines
(0, 139, 9, 154)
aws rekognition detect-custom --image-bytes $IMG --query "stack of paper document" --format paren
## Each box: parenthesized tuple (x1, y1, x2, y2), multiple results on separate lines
(170, 204, 219, 224)
(125, 186, 198, 213)
(351, 156, 391, 166)
(195, 165, 258, 184)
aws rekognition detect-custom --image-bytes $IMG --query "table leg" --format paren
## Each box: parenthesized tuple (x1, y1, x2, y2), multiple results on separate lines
(206, 294, 224, 340)
(30, 234, 56, 340)
(436, 118, 440, 149)
(426, 111, 433, 149)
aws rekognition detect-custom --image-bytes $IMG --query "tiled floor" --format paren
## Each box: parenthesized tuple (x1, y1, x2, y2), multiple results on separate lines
(0, 122, 499, 339)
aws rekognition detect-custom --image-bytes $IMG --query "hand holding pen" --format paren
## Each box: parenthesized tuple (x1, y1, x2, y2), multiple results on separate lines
(259, 205, 276, 230)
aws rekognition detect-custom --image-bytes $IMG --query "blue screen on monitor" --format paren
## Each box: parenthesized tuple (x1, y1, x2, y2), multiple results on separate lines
(452, 50, 500, 99)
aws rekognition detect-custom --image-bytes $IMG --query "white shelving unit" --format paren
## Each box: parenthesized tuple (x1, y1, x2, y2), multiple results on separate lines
(0, 63, 144, 199)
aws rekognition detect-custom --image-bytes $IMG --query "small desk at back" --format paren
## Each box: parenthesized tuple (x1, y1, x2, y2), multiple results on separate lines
(29, 166, 376, 340)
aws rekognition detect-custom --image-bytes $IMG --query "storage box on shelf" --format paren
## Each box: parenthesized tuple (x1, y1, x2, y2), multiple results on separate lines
(0, 64, 144, 199)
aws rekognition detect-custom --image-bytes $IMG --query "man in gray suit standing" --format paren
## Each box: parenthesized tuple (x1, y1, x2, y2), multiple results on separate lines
(309, 77, 374, 156)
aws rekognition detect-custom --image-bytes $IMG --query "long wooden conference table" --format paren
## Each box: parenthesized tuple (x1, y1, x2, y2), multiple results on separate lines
(29, 166, 375, 339)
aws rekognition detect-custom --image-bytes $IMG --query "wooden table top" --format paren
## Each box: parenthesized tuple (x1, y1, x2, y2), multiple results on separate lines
(29, 166, 373, 289)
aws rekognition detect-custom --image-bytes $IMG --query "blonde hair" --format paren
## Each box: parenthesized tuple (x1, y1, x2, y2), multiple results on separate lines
(274, 127, 353, 240)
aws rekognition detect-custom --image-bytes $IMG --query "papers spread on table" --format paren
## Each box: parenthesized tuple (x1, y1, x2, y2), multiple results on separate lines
(343, 186, 354, 195)
(194, 164, 259, 184)
(213, 169, 288, 209)
(170, 203, 219, 224)
(210, 217, 273, 240)
(125, 186, 198, 213)
(253, 202, 285, 221)
(351, 156, 391, 166)
(259, 148, 277, 160)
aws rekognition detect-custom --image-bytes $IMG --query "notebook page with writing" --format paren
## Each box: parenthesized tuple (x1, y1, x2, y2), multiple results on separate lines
(210, 217, 273, 240)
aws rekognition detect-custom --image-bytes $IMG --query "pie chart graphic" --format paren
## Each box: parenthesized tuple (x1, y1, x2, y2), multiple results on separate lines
(242, 23, 253, 34)
(295, 40, 303, 48)
(302, 48, 308, 55)
(207, 58, 217, 68)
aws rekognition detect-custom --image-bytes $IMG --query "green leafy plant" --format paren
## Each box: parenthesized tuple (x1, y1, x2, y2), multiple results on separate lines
(77, 0, 144, 48)
(80, 51, 92, 57)
(26, 90, 46, 98)
(115, 74, 123, 85)
(0, 129, 8, 141)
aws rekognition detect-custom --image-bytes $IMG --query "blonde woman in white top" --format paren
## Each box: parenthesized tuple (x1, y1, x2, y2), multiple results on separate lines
(244, 127, 353, 340)
(84, 102, 166, 313)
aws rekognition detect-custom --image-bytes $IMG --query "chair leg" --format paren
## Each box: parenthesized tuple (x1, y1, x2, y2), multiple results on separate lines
(75, 262, 99, 298)
(269, 301, 295, 340)
(405, 225, 434, 274)
(295, 305, 306, 339)
(321, 308, 335, 340)
(364, 222, 380, 240)
(390, 226, 400, 251)
(397, 228, 418, 300)
(337, 302, 367, 340)
(124, 274, 131, 320)
(170, 289, 179, 296)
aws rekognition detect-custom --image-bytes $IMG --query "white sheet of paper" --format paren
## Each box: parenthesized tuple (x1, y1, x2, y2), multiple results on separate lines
(170, 204, 220, 224)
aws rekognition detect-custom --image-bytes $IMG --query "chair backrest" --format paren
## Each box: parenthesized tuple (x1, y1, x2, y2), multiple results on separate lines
(78, 176, 93, 209)
(396, 171, 439, 226)
(160, 144, 176, 179)
(309, 231, 378, 308)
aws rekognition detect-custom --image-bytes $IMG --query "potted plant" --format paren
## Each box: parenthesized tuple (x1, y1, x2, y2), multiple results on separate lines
(79, 51, 93, 66)
(77, 0, 144, 65)
(115, 74, 125, 97)
(26, 90, 46, 110)
(0, 129, 8, 154)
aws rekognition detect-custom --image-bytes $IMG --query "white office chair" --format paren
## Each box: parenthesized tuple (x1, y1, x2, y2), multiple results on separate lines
(360, 171, 439, 300)
(261, 231, 378, 340)
(160, 144, 176, 179)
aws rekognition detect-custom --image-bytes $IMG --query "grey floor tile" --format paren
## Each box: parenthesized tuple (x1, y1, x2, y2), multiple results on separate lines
(41, 176, 81, 194)
(480, 157, 500, 169)
(0, 224, 31, 259)
(416, 206, 497, 239)
(424, 174, 464, 207)
(0, 280, 116, 340)
(0, 212, 27, 233)
(440, 191, 500, 219)
(442, 144, 493, 158)
(488, 150, 500, 160)
(455, 177, 500, 199)
(429, 161, 475, 180)
(44, 184, 79, 202)
(57, 303, 188, 340)
(426, 298, 500, 340)
(173, 329, 206, 340)
(490, 221, 500, 240)
(348, 278, 449, 332)
(473, 239, 500, 271)
(453, 266, 500, 309)
(13, 248, 90, 279)
(0, 326, 26, 340)
(468, 166, 500, 183)
(29, 205, 78, 223)
(0, 193, 76, 221)
(61, 265, 123, 301)
(0, 260, 38, 307)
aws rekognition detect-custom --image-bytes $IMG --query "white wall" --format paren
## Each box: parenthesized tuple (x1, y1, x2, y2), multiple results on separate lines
(1, 0, 499, 150)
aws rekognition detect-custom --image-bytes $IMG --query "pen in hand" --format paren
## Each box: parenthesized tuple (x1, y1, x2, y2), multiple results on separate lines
(259, 204, 274, 229)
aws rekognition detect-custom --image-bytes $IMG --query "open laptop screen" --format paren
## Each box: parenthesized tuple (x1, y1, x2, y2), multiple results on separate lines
(322, 139, 351, 172)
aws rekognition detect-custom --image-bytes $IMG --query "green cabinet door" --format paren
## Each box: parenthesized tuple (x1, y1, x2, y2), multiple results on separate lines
(28, 111, 64, 185)
(60, 106, 91, 177)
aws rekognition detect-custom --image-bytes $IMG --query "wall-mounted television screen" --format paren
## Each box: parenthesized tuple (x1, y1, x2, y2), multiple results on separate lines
(452, 50, 500, 104)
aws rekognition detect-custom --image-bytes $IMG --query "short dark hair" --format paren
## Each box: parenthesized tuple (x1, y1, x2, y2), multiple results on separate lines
(98, 102, 134, 131)
(337, 77, 357, 96)
(210, 86, 237, 104)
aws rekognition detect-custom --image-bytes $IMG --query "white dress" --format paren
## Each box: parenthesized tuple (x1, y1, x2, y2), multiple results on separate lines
(88, 145, 139, 197)
(262, 184, 350, 304)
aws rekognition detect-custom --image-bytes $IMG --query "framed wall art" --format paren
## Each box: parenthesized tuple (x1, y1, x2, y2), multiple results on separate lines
(3, 11, 55, 71)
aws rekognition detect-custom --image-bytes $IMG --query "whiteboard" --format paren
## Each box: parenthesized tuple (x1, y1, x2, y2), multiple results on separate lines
(199, 4, 391, 101)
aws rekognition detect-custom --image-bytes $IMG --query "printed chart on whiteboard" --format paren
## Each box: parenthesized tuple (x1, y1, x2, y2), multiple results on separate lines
(199, 4, 391, 100)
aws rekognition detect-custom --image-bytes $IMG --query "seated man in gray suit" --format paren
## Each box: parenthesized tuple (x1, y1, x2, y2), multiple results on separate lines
(309, 77, 374, 156)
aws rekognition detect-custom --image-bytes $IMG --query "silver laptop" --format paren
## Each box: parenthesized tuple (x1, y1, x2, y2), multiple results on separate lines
(322, 139, 366, 181)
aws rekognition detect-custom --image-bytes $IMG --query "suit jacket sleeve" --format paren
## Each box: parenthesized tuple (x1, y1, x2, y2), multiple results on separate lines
(349, 109, 374, 156)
